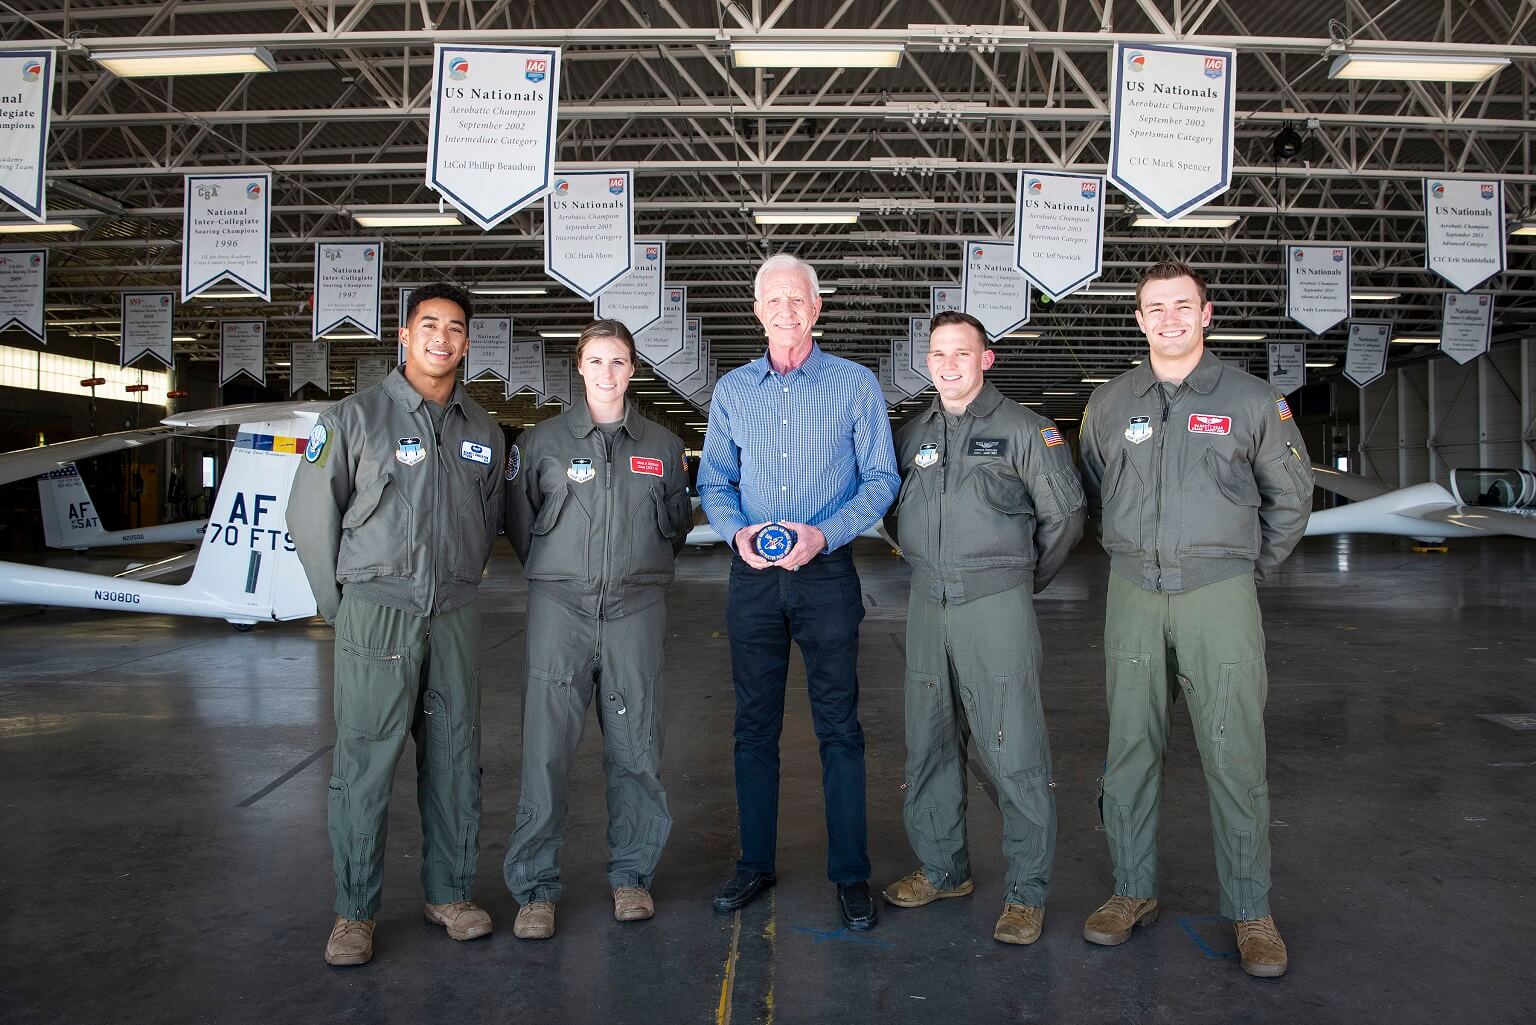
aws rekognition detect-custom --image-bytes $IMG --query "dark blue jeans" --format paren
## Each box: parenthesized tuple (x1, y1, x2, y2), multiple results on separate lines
(726, 547, 869, 883)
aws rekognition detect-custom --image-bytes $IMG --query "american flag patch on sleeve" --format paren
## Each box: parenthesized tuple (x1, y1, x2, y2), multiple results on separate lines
(1276, 397, 1293, 421)
(1040, 425, 1064, 447)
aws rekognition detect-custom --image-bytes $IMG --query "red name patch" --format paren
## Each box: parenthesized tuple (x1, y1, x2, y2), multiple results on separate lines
(1187, 413, 1232, 435)
(630, 456, 664, 477)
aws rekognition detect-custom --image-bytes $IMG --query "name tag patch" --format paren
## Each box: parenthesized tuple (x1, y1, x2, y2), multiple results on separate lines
(1187, 413, 1232, 435)
(461, 440, 493, 465)
(968, 437, 1006, 457)
(630, 456, 664, 477)
(396, 437, 426, 466)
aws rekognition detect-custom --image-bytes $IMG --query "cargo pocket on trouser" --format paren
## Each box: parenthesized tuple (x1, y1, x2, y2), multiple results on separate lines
(417, 676, 482, 902)
(1210, 658, 1268, 776)
(1102, 649, 1157, 891)
(991, 670, 1055, 900)
(600, 672, 671, 887)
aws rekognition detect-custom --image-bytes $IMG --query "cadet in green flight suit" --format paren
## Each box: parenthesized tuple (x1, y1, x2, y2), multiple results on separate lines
(501, 320, 693, 941)
(1077, 262, 1314, 978)
(881, 311, 1085, 945)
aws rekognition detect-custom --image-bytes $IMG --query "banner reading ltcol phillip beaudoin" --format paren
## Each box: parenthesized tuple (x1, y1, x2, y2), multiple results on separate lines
(1014, 171, 1104, 300)
(1424, 178, 1505, 292)
(313, 242, 383, 340)
(0, 52, 54, 221)
(1108, 43, 1236, 219)
(219, 319, 265, 386)
(183, 174, 271, 301)
(428, 45, 560, 230)
(544, 170, 633, 300)
(1285, 245, 1350, 335)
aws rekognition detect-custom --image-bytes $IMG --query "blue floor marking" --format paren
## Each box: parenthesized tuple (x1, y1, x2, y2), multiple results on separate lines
(790, 925, 896, 950)
(1178, 915, 1240, 960)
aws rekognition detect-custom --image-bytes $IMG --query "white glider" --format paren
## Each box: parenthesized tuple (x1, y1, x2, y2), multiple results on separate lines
(1306, 466, 1536, 543)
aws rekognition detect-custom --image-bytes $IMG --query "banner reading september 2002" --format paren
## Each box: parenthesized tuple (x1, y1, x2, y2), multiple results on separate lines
(183, 174, 271, 301)
(0, 52, 54, 221)
(428, 45, 560, 231)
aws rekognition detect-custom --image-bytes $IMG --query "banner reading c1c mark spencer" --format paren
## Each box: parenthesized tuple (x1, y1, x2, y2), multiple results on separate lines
(544, 169, 633, 300)
(428, 45, 560, 231)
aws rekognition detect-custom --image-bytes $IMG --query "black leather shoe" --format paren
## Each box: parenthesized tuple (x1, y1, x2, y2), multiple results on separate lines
(713, 870, 776, 913)
(837, 881, 879, 931)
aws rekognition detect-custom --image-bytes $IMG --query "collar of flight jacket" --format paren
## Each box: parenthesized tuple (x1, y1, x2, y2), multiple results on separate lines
(1126, 347, 1226, 398)
(563, 395, 645, 440)
(916, 379, 1008, 424)
(382, 365, 470, 416)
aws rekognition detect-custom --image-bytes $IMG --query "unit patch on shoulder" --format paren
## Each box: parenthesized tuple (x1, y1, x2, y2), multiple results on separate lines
(914, 442, 940, 468)
(505, 444, 521, 482)
(631, 456, 664, 477)
(460, 440, 493, 465)
(567, 457, 595, 483)
(396, 437, 426, 466)
(968, 438, 1006, 457)
(1125, 416, 1152, 445)
(1040, 425, 1064, 448)
(304, 422, 329, 465)
(1187, 413, 1232, 436)
(1276, 397, 1293, 421)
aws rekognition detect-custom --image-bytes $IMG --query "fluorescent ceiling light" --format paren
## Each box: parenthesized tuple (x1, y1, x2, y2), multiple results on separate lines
(1305, 361, 1337, 368)
(653, 401, 686, 406)
(1081, 376, 1111, 384)
(172, 335, 197, 342)
(1328, 53, 1509, 84)
(353, 212, 462, 228)
(810, 330, 824, 337)
(818, 286, 837, 295)
(1043, 389, 1077, 396)
(754, 211, 860, 225)
(1077, 288, 1137, 298)
(1392, 336, 1440, 345)
(274, 361, 291, 367)
(92, 46, 277, 78)
(1054, 417, 1079, 421)
(1022, 401, 1043, 406)
(322, 332, 375, 341)
(0, 220, 81, 234)
(1351, 290, 1400, 301)
(471, 287, 548, 296)
(1511, 223, 1536, 236)
(1132, 214, 1238, 229)
(195, 290, 257, 299)
(730, 44, 903, 69)
(1208, 333, 1266, 341)
(1005, 331, 1042, 339)
(49, 319, 118, 326)
(538, 330, 581, 339)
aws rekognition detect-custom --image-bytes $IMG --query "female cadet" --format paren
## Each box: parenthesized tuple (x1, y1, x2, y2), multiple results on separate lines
(501, 320, 694, 939)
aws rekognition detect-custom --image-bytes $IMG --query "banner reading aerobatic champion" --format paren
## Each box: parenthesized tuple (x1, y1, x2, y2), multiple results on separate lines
(1424, 178, 1506, 292)
(1014, 171, 1105, 300)
(219, 319, 265, 386)
(544, 169, 633, 300)
(636, 286, 686, 366)
(355, 355, 390, 392)
(1267, 342, 1305, 394)
(0, 248, 44, 342)
(182, 174, 271, 301)
(120, 292, 174, 370)
(1440, 293, 1494, 365)
(1108, 43, 1236, 220)
(1285, 245, 1350, 335)
(656, 316, 701, 385)
(961, 240, 1031, 341)
(464, 316, 512, 383)
(428, 45, 560, 231)
(930, 285, 963, 317)
(505, 338, 545, 398)
(680, 339, 710, 397)
(892, 337, 929, 395)
(313, 242, 382, 340)
(595, 240, 664, 334)
(0, 52, 54, 221)
(290, 339, 329, 395)
(541, 354, 571, 405)
(878, 355, 910, 407)
(1345, 319, 1392, 389)
(909, 317, 933, 382)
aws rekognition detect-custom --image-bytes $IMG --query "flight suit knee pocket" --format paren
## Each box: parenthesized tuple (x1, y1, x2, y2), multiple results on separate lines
(903, 671, 944, 763)
(1212, 658, 1267, 771)
(601, 676, 660, 770)
(990, 671, 1046, 778)
(1106, 648, 1154, 741)
(335, 641, 413, 740)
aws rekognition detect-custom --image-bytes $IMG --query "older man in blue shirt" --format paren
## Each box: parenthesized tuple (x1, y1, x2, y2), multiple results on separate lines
(698, 253, 899, 931)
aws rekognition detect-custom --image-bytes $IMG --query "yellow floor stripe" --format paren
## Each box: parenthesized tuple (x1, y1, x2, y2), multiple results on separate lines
(716, 910, 742, 1025)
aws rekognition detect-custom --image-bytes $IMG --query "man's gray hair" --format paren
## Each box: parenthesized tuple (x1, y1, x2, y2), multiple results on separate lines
(753, 253, 820, 302)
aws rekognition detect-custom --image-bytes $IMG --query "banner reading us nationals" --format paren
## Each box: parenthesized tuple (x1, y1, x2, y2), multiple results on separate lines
(1286, 245, 1350, 335)
(0, 247, 44, 342)
(544, 170, 633, 300)
(891, 337, 929, 395)
(1344, 319, 1391, 388)
(595, 240, 664, 334)
(961, 239, 1031, 341)
(655, 316, 701, 385)
(182, 174, 270, 301)
(1108, 43, 1236, 219)
(1014, 171, 1104, 300)
(0, 52, 54, 221)
(428, 45, 560, 231)
(1424, 178, 1505, 292)
(636, 286, 686, 365)
(909, 317, 932, 382)
(930, 285, 962, 317)
(1267, 343, 1304, 393)
(464, 316, 512, 382)
(1441, 293, 1494, 365)
(505, 339, 546, 397)
(219, 319, 265, 386)
(120, 292, 174, 370)
(290, 339, 329, 395)
(313, 242, 382, 339)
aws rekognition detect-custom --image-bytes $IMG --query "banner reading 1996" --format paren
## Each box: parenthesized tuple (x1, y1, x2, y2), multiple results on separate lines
(1285, 245, 1350, 335)
(961, 240, 1031, 342)
(182, 174, 270, 301)
(1014, 171, 1104, 300)
(428, 45, 560, 231)
(544, 170, 633, 300)
(0, 52, 54, 221)
(1108, 43, 1236, 220)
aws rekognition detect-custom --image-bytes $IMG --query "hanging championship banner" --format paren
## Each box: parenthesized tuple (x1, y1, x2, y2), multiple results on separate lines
(1014, 170, 1105, 300)
(120, 292, 174, 370)
(427, 45, 560, 230)
(0, 52, 55, 221)
(219, 319, 265, 386)
(505, 338, 546, 397)
(688, 358, 718, 411)
(931, 284, 963, 317)
(355, 355, 390, 392)
(961, 240, 1031, 341)
(636, 285, 686, 365)
(1424, 178, 1506, 292)
(290, 339, 329, 395)
(313, 241, 383, 339)
(1108, 43, 1236, 219)
(1285, 245, 1350, 335)
(541, 354, 572, 405)
(544, 169, 633, 299)
(877, 355, 910, 407)
(680, 339, 711, 396)
(1344, 320, 1392, 389)
(1267, 342, 1305, 393)
(464, 316, 512, 383)
(909, 317, 932, 382)
(182, 173, 270, 300)
(396, 286, 416, 364)
(0, 248, 45, 342)
(595, 240, 665, 334)
(892, 337, 929, 395)
(1441, 293, 1494, 365)
(656, 316, 701, 385)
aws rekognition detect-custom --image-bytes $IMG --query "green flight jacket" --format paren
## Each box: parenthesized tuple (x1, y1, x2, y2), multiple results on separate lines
(290, 367, 506, 624)
(1077, 350, 1314, 593)
(886, 381, 1086, 604)
(505, 398, 691, 618)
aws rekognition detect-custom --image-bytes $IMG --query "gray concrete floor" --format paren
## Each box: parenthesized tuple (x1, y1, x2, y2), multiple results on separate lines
(1, 535, 1533, 1025)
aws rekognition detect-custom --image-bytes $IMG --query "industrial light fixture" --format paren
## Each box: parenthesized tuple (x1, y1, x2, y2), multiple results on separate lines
(194, 290, 257, 299)
(1081, 376, 1111, 384)
(1305, 361, 1337, 368)
(1328, 53, 1509, 84)
(1208, 333, 1267, 341)
(1350, 290, 1400, 301)
(810, 330, 824, 337)
(322, 332, 376, 341)
(1076, 288, 1138, 298)
(538, 330, 581, 339)
(730, 44, 904, 69)
(91, 46, 277, 78)
(1512, 222, 1536, 236)
(1005, 331, 1042, 339)
(818, 286, 837, 295)
(353, 211, 462, 228)
(0, 219, 81, 234)
(754, 210, 860, 225)
(1132, 214, 1239, 229)
(1043, 389, 1077, 396)
(172, 335, 197, 342)
(1272, 123, 1304, 162)
(1391, 336, 1440, 345)
(471, 287, 548, 296)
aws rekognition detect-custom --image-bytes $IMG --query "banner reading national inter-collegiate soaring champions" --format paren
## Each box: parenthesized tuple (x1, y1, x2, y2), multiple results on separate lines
(1345, 320, 1391, 389)
(1267, 341, 1305, 394)
(1440, 293, 1493, 366)
(313, 242, 383, 340)
(544, 170, 633, 300)
(464, 316, 512, 383)
(183, 174, 271, 301)
(0, 52, 54, 222)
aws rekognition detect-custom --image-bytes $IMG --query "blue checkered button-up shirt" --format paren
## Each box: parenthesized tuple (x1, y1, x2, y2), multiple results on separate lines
(698, 345, 899, 553)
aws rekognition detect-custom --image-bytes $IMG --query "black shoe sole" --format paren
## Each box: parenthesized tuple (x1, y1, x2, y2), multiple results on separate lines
(712, 878, 775, 913)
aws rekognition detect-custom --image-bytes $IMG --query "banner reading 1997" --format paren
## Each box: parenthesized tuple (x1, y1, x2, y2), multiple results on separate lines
(313, 242, 382, 340)
(0, 52, 54, 221)
(544, 170, 633, 300)
(1014, 171, 1104, 300)
(1108, 43, 1236, 220)
(428, 45, 560, 231)
(182, 174, 270, 301)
